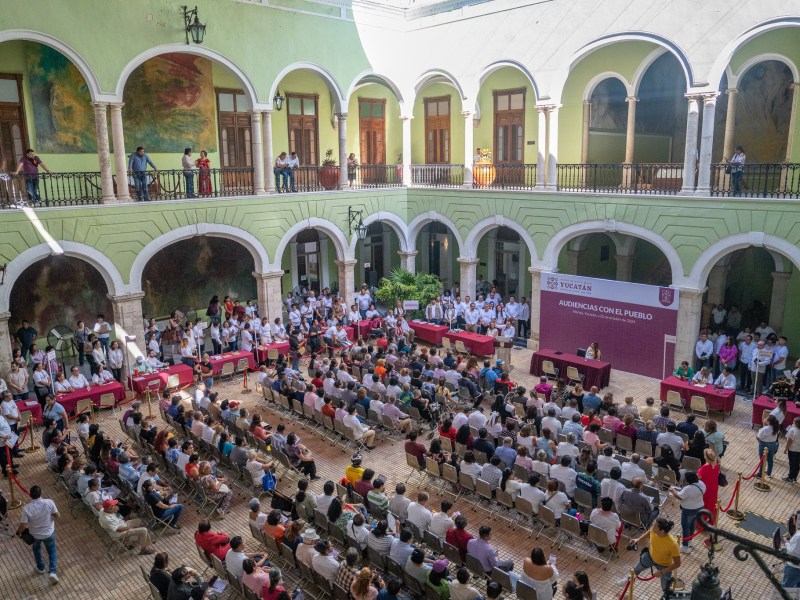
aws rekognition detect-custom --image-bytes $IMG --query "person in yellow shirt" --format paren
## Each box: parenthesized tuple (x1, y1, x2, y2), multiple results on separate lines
(628, 517, 681, 593)
(344, 453, 364, 485)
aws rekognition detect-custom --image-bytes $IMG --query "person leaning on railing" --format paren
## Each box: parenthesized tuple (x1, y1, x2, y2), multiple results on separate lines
(127, 146, 158, 201)
(12, 148, 50, 206)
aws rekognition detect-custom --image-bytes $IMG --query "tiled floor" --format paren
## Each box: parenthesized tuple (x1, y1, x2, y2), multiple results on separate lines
(1, 346, 794, 600)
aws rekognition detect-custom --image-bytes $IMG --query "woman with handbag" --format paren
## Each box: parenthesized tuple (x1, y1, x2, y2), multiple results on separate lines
(724, 146, 746, 196)
(698, 449, 722, 549)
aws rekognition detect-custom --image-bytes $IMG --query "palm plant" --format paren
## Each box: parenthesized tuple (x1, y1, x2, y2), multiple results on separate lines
(375, 268, 441, 317)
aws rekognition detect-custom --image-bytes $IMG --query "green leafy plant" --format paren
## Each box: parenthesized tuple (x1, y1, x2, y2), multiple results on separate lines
(322, 148, 337, 166)
(375, 268, 441, 319)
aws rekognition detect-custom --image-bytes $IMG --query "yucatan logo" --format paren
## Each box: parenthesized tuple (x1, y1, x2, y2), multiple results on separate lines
(659, 287, 675, 307)
(546, 276, 559, 290)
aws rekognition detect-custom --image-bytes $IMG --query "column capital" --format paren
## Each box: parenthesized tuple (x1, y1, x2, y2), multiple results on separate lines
(336, 112, 348, 120)
(107, 291, 146, 303)
(772, 271, 792, 281)
(725, 87, 738, 96)
(250, 111, 263, 121)
(91, 101, 109, 109)
(684, 93, 702, 102)
(335, 258, 358, 267)
(528, 265, 550, 275)
(397, 250, 418, 257)
(536, 104, 562, 114)
(108, 102, 125, 110)
(700, 92, 719, 104)
(0, 311, 10, 321)
(583, 99, 592, 106)
(457, 257, 479, 266)
(625, 96, 639, 103)
(253, 270, 284, 281)
(674, 286, 707, 296)
(461, 110, 473, 119)
(399, 114, 414, 122)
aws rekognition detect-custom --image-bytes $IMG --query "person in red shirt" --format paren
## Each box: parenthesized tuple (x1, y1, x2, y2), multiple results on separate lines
(223, 296, 234, 320)
(445, 514, 475, 561)
(321, 397, 337, 419)
(194, 519, 231, 561)
(353, 469, 375, 499)
(438, 418, 457, 443)
(404, 430, 428, 468)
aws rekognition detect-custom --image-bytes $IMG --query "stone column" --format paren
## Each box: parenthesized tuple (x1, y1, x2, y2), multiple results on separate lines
(336, 259, 358, 303)
(769, 271, 791, 333)
(0, 311, 12, 380)
(680, 96, 700, 194)
(706, 264, 730, 307)
(615, 254, 633, 281)
(250, 111, 265, 194)
(721, 88, 738, 161)
(254, 270, 285, 324)
(109, 103, 130, 202)
(108, 292, 146, 381)
(92, 102, 116, 203)
(263, 110, 275, 192)
(546, 106, 560, 189)
(398, 250, 418, 273)
(401, 116, 412, 186)
(528, 267, 544, 350)
(786, 83, 799, 162)
(695, 93, 719, 196)
(675, 288, 704, 364)
(337, 113, 349, 189)
(457, 257, 479, 300)
(622, 96, 638, 187)
(581, 100, 591, 163)
(564, 249, 582, 275)
(462, 110, 474, 189)
(535, 107, 547, 189)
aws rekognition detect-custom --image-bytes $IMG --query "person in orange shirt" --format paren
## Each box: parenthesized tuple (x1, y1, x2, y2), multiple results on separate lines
(263, 509, 286, 546)
(322, 396, 337, 419)
(374, 359, 387, 380)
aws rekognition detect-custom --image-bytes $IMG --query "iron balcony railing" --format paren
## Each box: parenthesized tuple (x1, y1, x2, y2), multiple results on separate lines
(137, 167, 255, 201)
(472, 163, 538, 190)
(556, 163, 685, 195)
(710, 162, 800, 199)
(410, 164, 465, 188)
(350, 164, 403, 189)
(0, 171, 103, 208)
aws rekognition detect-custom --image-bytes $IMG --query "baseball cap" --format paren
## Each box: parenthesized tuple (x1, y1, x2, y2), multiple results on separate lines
(102, 499, 119, 510)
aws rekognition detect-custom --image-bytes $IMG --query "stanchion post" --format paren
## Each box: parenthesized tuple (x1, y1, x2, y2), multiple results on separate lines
(727, 473, 745, 521)
(671, 532, 685, 591)
(5, 449, 22, 510)
(754, 446, 772, 492)
(27, 421, 39, 452)
(145, 388, 153, 418)
(242, 367, 251, 394)
(628, 569, 635, 600)
(712, 500, 723, 552)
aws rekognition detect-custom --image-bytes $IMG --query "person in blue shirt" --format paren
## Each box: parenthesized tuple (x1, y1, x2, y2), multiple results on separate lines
(127, 146, 158, 201)
(582, 386, 602, 411)
(42, 396, 67, 432)
(493, 437, 517, 470)
(118, 451, 141, 486)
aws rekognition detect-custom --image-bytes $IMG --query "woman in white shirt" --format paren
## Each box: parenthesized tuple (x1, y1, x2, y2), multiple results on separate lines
(52, 372, 73, 394)
(92, 365, 115, 385)
(692, 366, 713, 385)
(108, 340, 124, 382)
(32, 362, 52, 404)
(757, 414, 780, 477)
(532, 450, 551, 478)
(669, 471, 706, 551)
(180, 338, 196, 367)
(485, 321, 499, 339)
(585, 341, 601, 360)
(521, 546, 559, 600)
(393, 301, 406, 319)
(517, 425, 536, 455)
(91, 340, 106, 375)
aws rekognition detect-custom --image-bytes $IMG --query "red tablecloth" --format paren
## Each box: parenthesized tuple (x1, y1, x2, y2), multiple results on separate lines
(529, 348, 612, 390)
(353, 320, 380, 339)
(128, 364, 195, 393)
(345, 326, 355, 340)
(444, 331, 495, 356)
(16, 399, 43, 423)
(752, 394, 799, 428)
(255, 343, 290, 362)
(208, 351, 256, 375)
(410, 321, 450, 345)
(660, 376, 736, 414)
(55, 380, 127, 414)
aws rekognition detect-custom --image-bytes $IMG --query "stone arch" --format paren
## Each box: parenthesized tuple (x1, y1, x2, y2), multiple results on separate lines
(474, 60, 540, 117)
(114, 44, 261, 107)
(731, 53, 800, 86)
(130, 224, 270, 290)
(0, 30, 104, 101)
(273, 218, 350, 269)
(584, 71, 633, 101)
(345, 70, 406, 112)
(706, 18, 800, 91)
(462, 216, 538, 263)
(540, 220, 683, 284)
(406, 211, 464, 255)
(631, 47, 673, 96)
(1, 242, 125, 311)
(268, 62, 346, 112)
(348, 211, 409, 254)
(687, 233, 800, 290)
(413, 69, 467, 101)
(551, 32, 694, 104)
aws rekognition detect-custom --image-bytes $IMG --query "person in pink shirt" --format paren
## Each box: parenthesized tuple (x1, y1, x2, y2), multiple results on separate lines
(602, 406, 621, 433)
(718, 338, 738, 373)
(533, 376, 552, 400)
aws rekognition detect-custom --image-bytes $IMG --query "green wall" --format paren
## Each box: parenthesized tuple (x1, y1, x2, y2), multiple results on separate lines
(346, 83, 402, 165)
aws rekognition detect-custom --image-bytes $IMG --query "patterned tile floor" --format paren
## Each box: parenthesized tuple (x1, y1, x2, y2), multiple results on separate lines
(1, 346, 794, 600)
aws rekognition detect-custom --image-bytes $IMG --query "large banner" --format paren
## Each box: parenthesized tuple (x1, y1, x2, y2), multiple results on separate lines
(539, 273, 679, 379)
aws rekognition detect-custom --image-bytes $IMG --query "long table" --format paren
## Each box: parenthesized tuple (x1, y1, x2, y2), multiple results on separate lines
(660, 376, 736, 415)
(16, 398, 43, 423)
(752, 394, 800, 428)
(529, 348, 612, 390)
(255, 342, 290, 363)
(208, 351, 256, 375)
(128, 364, 195, 393)
(55, 380, 127, 415)
(354, 320, 380, 340)
(443, 331, 495, 356)
(410, 321, 450, 345)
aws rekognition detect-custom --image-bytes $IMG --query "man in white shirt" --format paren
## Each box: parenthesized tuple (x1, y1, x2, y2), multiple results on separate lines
(714, 367, 736, 390)
(656, 424, 684, 458)
(597, 446, 621, 472)
(356, 289, 372, 318)
(68, 366, 90, 390)
(518, 474, 546, 514)
(556, 434, 580, 463)
(695, 333, 713, 371)
(772, 336, 790, 383)
(145, 350, 165, 370)
(478, 307, 494, 333)
(541, 409, 562, 437)
(589, 496, 621, 546)
(468, 407, 487, 430)
(388, 484, 411, 522)
(464, 303, 480, 332)
(311, 539, 340, 580)
(755, 321, 776, 340)
(549, 456, 577, 497)
(711, 304, 727, 329)
(343, 406, 376, 448)
(406, 492, 433, 532)
(429, 500, 455, 537)
(94, 314, 111, 356)
(620, 454, 647, 482)
(286, 151, 300, 191)
(600, 468, 627, 506)
(272, 318, 287, 341)
(98, 498, 154, 554)
(226, 536, 266, 580)
(738, 334, 756, 390)
(517, 297, 531, 339)
(17, 485, 59, 582)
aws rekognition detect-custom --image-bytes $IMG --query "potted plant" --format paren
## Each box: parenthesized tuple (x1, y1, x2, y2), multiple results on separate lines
(473, 147, 496, 187)
(318, 149, 339, 190)
(375, 268, 442, 321)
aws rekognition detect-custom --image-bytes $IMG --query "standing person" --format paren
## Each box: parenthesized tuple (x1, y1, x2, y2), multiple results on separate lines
(207, 295, 221, 325)
(347, 153, 358, 187)
(287, 151, 300, 192)
(757, 414, 780, 478)
(182, 148, 195, 198)
(628, 518, 681, 594)
(195, 150, 212, 196)
(74, 320, 92, 367)
(16, 320, 38, 360)
(274, 152, 289, 192)
(725, 145, 746, 196)
(94, 314, 111, 357)
(784, 417, 800, 483)
(669, 472, 705, 553)
(697, 449, 720, 548)
(12, 148, 51, 205)
(0, 411, 17, 476)
(17, 485, 60, 584)
(517, 297, 530, 340)
(127, 146, 158, 201)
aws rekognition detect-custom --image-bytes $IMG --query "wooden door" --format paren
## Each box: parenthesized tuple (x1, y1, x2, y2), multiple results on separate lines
(287, 94, 319, 166)
(0, 75, 27, 173)
(216, 89, 254, 193)
(359, 99, 386, 183)
(424, 97, 451, 164)
(494, 89, 525, 184)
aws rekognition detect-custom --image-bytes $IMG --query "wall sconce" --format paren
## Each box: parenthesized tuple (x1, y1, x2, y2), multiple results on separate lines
(273, 89, 285, 111)
(349, 207, 367, 241)
(182, 6, 206, 45)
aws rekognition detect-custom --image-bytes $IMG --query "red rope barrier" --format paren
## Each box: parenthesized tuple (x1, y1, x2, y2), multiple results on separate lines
(743, 454, 765, 480)
(681, 529, 704, 542)
(719, 480, 740, 513)
(617, 579, 630, 600)
(17, 424, 28, 446)
(5, 445, 30, 496)
(635, 573, 657, 582)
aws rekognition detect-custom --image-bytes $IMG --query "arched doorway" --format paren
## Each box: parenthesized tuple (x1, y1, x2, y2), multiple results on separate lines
(354, 222, 402, 288)
(416, 222, 458, 286)
(476, 226, 527, 298)
(585, 78, 629, 163)
(279, 228, 343, 297)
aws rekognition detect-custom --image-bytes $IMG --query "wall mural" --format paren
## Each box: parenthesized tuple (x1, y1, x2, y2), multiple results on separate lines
(8, 256, 112, 349)
(122, 53, 217, 153)
(141, 237, 256, 319)
(27, 44, 97, 153)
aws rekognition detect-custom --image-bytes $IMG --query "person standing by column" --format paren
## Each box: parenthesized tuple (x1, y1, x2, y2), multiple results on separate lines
(724, 146, 746, 196)
(94, 314, 111, 358)
(15, 320, 38, 360)
(127, 146, 158, 201)
(17, 485, 60, 584)
(182, 148, 195, 198)
(12, 148, 51, 206)
(287, 151, 300, 192)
